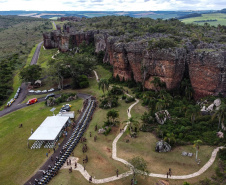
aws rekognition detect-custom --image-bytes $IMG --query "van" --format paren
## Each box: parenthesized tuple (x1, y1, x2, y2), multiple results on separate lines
(45, 93, 55, 100)
(27, 98, 38, 105)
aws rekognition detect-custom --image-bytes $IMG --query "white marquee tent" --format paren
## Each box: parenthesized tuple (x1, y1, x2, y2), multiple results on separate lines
(28, 116, 69, 149)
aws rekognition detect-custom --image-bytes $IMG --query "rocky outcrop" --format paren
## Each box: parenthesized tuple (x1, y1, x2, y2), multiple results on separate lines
(43, 29, 226, 99)
(43, 30, 61, 49)
(106, 39, 186, 91)
(188, 50, 226, 99)
(44, 29, 97, 52)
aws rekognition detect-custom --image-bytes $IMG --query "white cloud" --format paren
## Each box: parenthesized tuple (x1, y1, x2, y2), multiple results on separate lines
(0, 0, 224, 11)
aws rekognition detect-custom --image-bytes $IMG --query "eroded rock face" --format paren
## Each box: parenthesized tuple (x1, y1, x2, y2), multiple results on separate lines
(43, 30, 61, 49)
(43, 28, 226, 99)
(110, 40, 186, 91)
(44, 30, 96, 52)
(188, 51, 226, 99)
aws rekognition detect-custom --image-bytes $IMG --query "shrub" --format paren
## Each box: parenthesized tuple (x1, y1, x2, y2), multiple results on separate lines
(104, 127, 112, 136)
(109, 86, 124, 95)
(125, 96, 135, 103)
(99, 95, 119, 109)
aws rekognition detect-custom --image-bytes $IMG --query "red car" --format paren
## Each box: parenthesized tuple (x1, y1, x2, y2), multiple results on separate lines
(27, 98, 37, 105)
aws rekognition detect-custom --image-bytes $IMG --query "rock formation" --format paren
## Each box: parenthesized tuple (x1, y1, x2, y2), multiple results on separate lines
(155, 140, 171, 152)
(43, 28, 226, 99)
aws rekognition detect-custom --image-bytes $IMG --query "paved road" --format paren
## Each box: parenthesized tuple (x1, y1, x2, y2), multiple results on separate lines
(52, 21, 57, 30)
(30, 41, 43, 65)
(0, 41, 43, 117)
(0, 93, 91, 117)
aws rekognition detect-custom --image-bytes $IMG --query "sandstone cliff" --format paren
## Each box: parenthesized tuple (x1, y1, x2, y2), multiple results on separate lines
(43, 30, 226, 99)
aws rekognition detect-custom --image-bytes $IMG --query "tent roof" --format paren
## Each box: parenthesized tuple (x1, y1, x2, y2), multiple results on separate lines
(28, 116, 69, 141)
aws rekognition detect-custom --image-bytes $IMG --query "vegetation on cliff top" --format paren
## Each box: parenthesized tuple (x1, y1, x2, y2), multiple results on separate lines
(66, 15, 226, 45)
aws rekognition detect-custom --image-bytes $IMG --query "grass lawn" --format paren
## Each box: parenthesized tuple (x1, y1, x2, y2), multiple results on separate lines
(182, 13, 226, 26)
(68, 99, 134, 179)
(48, 169, 157, 185)
(117, 131, 217, 178)
(37, 46, 57, 68)
(0, 99, 83, 185)
(76, 65, 112, 98)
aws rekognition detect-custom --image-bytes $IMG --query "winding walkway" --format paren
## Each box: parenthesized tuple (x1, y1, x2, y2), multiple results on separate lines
(61, 70, 225, 183)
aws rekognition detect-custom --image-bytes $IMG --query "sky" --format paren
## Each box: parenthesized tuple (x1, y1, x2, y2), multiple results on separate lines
(0, 0, 225, 11)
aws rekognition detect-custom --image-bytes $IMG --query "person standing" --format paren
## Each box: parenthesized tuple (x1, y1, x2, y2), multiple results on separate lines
(46, 152, 48, 157)
(116, 169, 119, 177)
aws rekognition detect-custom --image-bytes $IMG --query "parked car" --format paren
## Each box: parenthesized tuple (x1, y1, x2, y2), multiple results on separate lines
(10, 98, 14, 103)
(42, 90, 47, 93)
(60, 104, 72, 112)
(17, 87, 21, 93)
(27, 98, 38, 105)
(48, 88, 55, 92)
(14, 93, 18, 99)
(45, 93, 55, 100)
(29, 90, 35, 93)
(35, 90, 41, 93)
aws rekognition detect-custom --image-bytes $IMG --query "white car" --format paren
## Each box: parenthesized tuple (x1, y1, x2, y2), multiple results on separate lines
(48, 88, 54, 92)
(42, 90, 47, 93)
(35, 90, 41, 93)
(29, 90, 35, 93)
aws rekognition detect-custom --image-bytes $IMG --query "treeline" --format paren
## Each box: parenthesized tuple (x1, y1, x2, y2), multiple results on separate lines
(0, 15, 52, 106)
(0, 15, 47, 31)
(194, 19, 217, 23)
(177, 13, 202, 19)
(0, 54, 19, 105)
(70, 15, 226, 45)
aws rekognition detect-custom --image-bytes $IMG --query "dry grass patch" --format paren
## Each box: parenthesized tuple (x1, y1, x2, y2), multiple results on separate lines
(118, 131, 215, 176)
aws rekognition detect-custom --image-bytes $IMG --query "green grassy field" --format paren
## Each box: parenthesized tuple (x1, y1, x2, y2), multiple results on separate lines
(38, 46, 57, 68)
(0, 99, 83, 185)
(182, 13, 226, 26)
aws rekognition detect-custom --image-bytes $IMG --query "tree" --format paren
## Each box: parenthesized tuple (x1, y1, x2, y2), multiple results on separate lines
(186, 105, 200, 126)
(125, 117, 139, 137)
(212, 102, 226, 131)
(20, 65, 42, 84)
(151, 77, 165, 92)
(47, 59, 69, 89)
(181, 78, 193, 100)
(106, 109, 119, 126)
(128, 156, 149, 185)
(98, 78, 109, 94)
(155, 99, 166, 111)
(164, 133, 176, 146)
(193, 139, 202, 161)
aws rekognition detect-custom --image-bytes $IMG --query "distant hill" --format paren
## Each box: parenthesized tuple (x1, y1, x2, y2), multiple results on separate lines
(218, 8, 226, 13)
(0, 10, 215, 19)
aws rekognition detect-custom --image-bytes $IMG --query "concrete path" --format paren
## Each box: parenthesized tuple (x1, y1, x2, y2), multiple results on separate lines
(51, 50, 59, 59)
(63, 70, 225, 183)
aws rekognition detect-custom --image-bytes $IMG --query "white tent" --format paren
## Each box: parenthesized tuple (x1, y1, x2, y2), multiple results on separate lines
(28, 116, 69, 141)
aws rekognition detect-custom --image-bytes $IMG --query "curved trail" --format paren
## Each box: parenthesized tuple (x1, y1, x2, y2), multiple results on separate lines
(61, 70, 225, 184)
